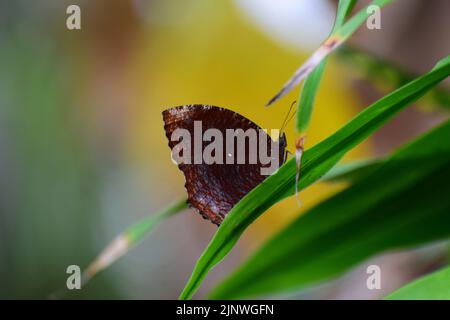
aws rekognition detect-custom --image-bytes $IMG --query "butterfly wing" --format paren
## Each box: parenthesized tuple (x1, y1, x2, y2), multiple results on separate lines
(162, 105, 286, 225)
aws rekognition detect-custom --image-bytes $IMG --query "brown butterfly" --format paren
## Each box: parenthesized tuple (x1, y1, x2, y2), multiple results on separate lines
(162, 105, 287, 225)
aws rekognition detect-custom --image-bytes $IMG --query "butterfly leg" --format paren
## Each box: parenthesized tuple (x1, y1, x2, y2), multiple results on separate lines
(295, 135, 306, 207)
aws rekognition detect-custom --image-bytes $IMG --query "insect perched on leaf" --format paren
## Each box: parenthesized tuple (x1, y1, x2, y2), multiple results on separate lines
(162, 105, 288, 225)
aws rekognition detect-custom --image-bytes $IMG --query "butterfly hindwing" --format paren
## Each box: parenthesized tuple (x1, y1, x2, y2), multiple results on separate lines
(162, 105, 286, 225)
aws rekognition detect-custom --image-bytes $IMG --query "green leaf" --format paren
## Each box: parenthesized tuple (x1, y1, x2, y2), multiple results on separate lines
(210, 120, 450, 299)
(179, 56, 450, 300)
(296, 0, 357, 133)
(82, 199, 187, 286)
(386, 265, 450, 300)
(336, 0, 393, 38)
(267, 0, 394, 106)
(322, 158, 382, 183)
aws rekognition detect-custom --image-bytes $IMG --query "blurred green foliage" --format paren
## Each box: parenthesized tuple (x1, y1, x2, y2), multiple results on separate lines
(0, 3, 120, 298)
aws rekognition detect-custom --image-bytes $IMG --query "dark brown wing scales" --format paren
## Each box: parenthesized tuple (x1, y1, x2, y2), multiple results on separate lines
(162, 105, 287, 225)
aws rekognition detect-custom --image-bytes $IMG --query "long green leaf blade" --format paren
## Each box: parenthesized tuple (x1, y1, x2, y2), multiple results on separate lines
(322, 158, 382, 183)
(386, 266, 450, 300)
(296, 0, 357, 133)
(82, 199, 187, 286)
(210, 120, 450, 299)
(179, 56, 450, 300)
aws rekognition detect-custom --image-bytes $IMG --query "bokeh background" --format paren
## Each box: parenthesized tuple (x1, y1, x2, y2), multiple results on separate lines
(0, 0, 448, 299)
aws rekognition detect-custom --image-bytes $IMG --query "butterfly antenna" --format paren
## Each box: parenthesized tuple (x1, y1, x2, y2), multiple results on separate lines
(295, 135, 306, 207)
(280, 100, 297, 135)
(286, 109, 296, 127)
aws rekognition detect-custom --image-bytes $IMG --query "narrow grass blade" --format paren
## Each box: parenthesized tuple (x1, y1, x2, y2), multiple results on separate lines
(82, 199, 187, 286)
(385, 265, 450, 300)
(179, 56, 450, 300)
(322, 158, 382, 183)
(267, 0, 394, 106)
(296, 0, 357, 133)
(210, 120, 450, 299)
